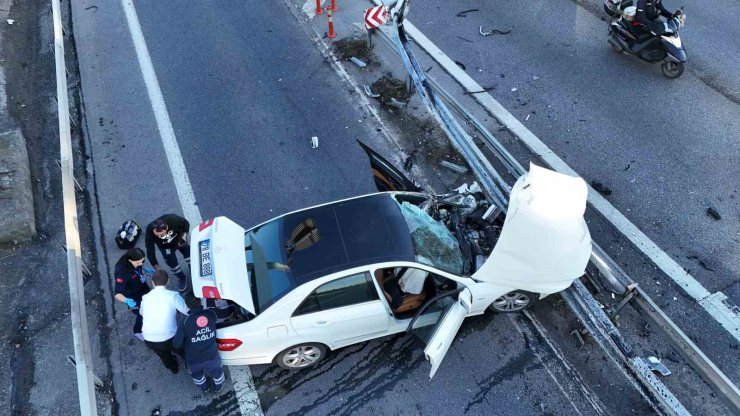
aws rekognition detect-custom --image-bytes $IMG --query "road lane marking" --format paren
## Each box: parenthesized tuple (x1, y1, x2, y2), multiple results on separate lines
(120, 1, 264, 414)
(395, 17, 740, 343)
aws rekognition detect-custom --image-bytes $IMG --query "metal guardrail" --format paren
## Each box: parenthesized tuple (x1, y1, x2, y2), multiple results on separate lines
(374, 1, 740, 414)
(51, 0, 98, 414)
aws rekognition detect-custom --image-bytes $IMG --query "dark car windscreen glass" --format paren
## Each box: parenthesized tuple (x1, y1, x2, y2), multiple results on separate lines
(398, 201, 464, 274)
(245, 220, 293, 313)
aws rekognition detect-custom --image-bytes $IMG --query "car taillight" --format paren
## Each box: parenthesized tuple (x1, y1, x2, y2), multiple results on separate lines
(217, 338, 243, 351)
(198, 218, 214, 231)
(202, 286, 221, 299)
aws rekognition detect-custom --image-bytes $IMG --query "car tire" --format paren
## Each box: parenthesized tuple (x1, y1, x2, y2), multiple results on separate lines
(489, 290, 537, 313)
(275, 343, 327, 370)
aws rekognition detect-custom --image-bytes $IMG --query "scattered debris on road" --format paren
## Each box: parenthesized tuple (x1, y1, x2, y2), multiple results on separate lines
(349, 57, 367, 68)
(439, 160, 468, 174)
(646, 356, 672, 376)
(6, 19, 15, 25)
(706, 206, 722, 220)
(591, 181, 613, 196)
(310, 136, 319, 148)
(464, 85, 496, 95)
(370, 75, 409, 106)
(333, 38, 375, 63)
(456, 9, 480, 18)
(363, 84, 380, 98)
(479, 25, 513, 36)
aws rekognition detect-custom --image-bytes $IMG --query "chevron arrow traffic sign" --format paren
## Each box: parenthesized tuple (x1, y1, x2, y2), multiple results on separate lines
(364, 5, 389, 30)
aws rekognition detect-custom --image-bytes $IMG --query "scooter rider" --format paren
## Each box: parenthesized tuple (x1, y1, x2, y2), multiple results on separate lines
(145, 214, 191, 292)
(635, 0, 680, 35)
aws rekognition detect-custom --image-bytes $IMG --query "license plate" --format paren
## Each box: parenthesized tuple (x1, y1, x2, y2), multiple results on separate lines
(199, 240, 213, 276)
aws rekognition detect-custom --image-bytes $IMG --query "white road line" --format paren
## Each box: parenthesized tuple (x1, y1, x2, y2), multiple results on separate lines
(399, 20, 740, 342)
(120, 1, 264, 414)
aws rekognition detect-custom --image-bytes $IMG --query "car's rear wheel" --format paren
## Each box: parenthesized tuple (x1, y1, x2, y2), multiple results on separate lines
(275, 343, 327, 370)
(489, 291, 536, 313)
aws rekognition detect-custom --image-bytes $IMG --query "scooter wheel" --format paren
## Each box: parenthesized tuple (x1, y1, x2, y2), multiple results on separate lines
(661, 61, 684, 79)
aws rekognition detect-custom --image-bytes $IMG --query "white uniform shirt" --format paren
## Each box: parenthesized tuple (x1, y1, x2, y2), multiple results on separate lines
(140, 286, 188, 342)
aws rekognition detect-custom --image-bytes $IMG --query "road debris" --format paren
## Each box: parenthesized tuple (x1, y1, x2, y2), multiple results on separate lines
(591, 181, 612, 196)
(439, 160, 468, 174)
(464, 85, 496, 95)
(525, 114, 530, 121)
(456, 9, 479, 17)
(6, 19, 15, 25)
(363, 84, 380, 98)
(404, 151, 416, 170)
(706, 206, 722, 220)
(454, 60, 466, 70)
(349, 57, 367, 68)
(510, 87, 518, 92)
(571, 329, 586, 347)
(370, 75, 409, 106)
(624, 160, 635, 171)
(388, 98, 408, 108)
(646, 356, 672, 376)
(310, 136, 319, 148)
(479, 25, 513, 36)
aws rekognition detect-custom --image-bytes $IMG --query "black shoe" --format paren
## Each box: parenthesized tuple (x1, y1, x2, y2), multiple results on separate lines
(199, 383, 210, 393)
(177, 278, 188, 292)
(213, 382, 224, 393)
(169, 365, 179, 374)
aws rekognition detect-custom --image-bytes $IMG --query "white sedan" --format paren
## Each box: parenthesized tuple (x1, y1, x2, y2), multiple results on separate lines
(191, 144, 591, 377)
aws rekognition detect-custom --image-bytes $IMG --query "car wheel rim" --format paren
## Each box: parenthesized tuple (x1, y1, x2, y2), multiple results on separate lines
(282, 346, 321, 368)
(493, 292, 530, 312)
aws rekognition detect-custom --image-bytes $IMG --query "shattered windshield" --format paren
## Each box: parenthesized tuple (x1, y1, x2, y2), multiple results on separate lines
(398, 201, 463, 275)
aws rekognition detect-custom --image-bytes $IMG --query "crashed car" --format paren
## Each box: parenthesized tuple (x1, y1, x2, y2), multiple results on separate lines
(190, 143, 592, 377)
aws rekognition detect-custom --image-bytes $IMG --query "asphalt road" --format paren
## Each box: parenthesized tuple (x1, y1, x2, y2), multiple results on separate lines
(66, 0, 737, 414)
(408, 0, 740, 301)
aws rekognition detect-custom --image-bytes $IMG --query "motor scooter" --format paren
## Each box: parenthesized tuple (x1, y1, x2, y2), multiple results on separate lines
(605, 1, 687, 78)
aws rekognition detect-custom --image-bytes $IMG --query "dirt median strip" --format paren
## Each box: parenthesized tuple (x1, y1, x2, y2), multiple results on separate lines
(0, 129, 35, 243)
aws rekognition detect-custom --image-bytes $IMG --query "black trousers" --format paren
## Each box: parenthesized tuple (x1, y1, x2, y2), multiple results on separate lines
(131, 309, 143, 335)
(145, 338, 182, 371)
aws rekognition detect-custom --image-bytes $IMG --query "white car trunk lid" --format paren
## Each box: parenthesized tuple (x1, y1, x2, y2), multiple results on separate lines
(191, 216, 256, 314)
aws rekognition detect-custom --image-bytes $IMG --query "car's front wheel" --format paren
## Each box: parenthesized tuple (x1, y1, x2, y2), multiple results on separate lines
(489, 291, 536, 313)
(275, 343, 327, 370)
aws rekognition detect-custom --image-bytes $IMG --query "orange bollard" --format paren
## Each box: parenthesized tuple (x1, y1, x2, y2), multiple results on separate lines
(315, 0, 323, 15)
(330, 0, 338, 12)
(327, 7, 336, 39)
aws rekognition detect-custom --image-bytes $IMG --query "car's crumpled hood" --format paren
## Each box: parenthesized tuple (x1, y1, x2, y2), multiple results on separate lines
(472, 164, 592, 294)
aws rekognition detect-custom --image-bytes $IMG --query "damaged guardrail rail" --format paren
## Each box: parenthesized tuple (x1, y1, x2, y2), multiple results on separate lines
(375, 1, 740, 415)
(52, 0, 98, 414)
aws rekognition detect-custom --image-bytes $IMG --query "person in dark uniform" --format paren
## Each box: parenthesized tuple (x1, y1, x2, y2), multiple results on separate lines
(145, 214, 191, 292)
(113, 248, 151, 340)
(636, 0, 680, 34)
(173, 296, 226, 393)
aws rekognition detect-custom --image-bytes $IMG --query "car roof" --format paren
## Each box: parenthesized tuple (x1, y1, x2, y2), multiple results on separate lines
(260, 193, 416, 287)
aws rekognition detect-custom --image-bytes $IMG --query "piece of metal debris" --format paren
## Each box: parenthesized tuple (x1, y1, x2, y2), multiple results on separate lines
(706, 206, 722, 220)
(646, 356, 672, 376)
(310, 136, 319, 149)
(479, 25, 513, 36)
(571, 329, 586, 347)
(439, 160, 468, 174)
(525, 114, 530, 121)
(363, 84, 380, 98)
(456, 8, 479, 17)
(6, 19, 15, 25)
(349, 57, 367, 68)
(388, 98, 408, 108)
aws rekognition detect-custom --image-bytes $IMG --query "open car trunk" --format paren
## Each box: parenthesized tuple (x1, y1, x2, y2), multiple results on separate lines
(190, 217, 257, 325)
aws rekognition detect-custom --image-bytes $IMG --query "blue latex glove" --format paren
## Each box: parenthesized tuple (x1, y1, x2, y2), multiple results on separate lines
(142, 266, 155, 274)
(124, 298, 137, 309)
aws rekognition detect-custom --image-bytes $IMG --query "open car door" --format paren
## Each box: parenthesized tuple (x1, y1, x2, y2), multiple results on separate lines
(357, 140, 421, 192)
(406, 287, 472, 378)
